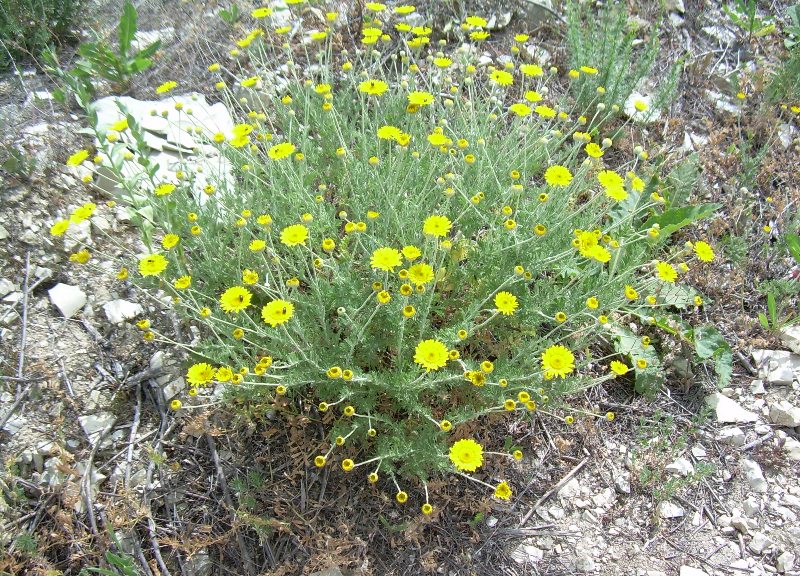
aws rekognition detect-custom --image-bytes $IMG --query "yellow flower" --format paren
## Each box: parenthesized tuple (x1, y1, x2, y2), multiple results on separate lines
(494, 481, 512, 500)
(585, 142, 604, 158)
(268, 142, 296, 160)
(186, 363, 215, 386)
(261, 299, 294, 327)
(370, 247, 403, 272)
(544, 165, 573, 187)
(610, 361, 629, 376)
(116, 268, 129, 280)
(376, 290, 391, 304)
(173, 276, 191, 290)
(423, 214, 452, 237)
(541, 345, 575, 379)
(407, 263, 434, 286)
(156, 81, 178, 94)
(449, 438, 483, 472)
(694, 240, 715, 262)
(249, 239, 266, 251)
(489, 69, 513, 86)
(139, 254, 168, 277)
(280, 224, 308, 246)
(494, 292, 518, 316)
(519, 64, 543, 77)
(220, 286, 252, 313)
(251, 7, 272, 17)
(50, 220, 70, 236)
(414, 339, 449, 371)
(408, 91, 434, 106)
(66, 149, 89, 166)
(402, 245, 421, 260)
(625, 285, 638, 300)
(154, 183, 176, 196)
(359, 79, 389, 95)
(586, 296, 599, 309)
(509, 103, 531, 117)
(242, 269, 258, 285)
(655, 261, 677, 283)
(535, 105, 556, 118)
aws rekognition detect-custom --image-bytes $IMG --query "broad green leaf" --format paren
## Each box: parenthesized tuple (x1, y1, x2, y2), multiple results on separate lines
(784, 233, 800, 264)
(135, 39, 162, 60)
(767, 292, 777, 324)
(692, 325, 732, 387)
(641, 203, 721, 239)
(693, 325, 728, 359)
(659, 283, 700, 309)
(664, 153, 698, 208)
(758, 312, 770, 330)
(715, 349, 733, 387)
(119, 1, 138, 57)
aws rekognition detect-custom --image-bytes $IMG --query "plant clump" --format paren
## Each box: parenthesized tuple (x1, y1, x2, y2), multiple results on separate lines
(50, 2, 723, 511)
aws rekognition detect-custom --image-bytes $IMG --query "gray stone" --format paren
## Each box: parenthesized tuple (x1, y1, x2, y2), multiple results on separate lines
(511, 542, 544, 564)
(706, 393, 759, 423)
(779, 326, 800, 354)
(769, 401, 800, 427)
(657, 501, 685, 519)
(743, 497, 760, 518)
(777, 123, 796, 150)
(784, 438, 800, 461)
(574, 553, 595, 572)
(665, 457, 694, 476)
(78, 412, 116, 446)
(0, 278, 16, 298)
(517, 0, 557, 28)
(752, 349, 799, 385)
(48, 283, 87, 318)
(741, 459, 768, 493)
(558, 477, 582, 499)
(308, 568, 343, 576)
(184, 549, 213, 576)
(679, 567, 708, 576)
(0, 224, 8, 240)
(750, 379, 766, 394)
(776, 551, 795, 573)
(102, 299, 143, 324)
(748, 532, 771, 554)
(614, 471, 631, 494)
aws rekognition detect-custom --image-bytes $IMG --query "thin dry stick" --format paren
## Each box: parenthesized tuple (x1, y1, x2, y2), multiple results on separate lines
(124, 383, 144, 488)
(206, 433, 257, 576)
(518, 457, 589, 527)
(16, 251, 31, 384)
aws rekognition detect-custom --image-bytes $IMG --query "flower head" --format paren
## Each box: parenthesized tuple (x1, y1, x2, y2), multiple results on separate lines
(449, 438, 483, 472)
(407, 263, 434, 286)
(370, 247, 403, 272)
(220, 286, 252, 313)
(655, 261, 677, 283)
(494, 292, 518, 315)
(694, 241, 715, 262)
(280, 224, 308, 246)
(494, 481, 512, 500)
(544, 165, 573, 187)
(138, 254, 168, 277)
(186, 363, 215, 386)
(359, 79, 389, 96)
(268, 142, 296, 160)
(262, 299, 294, 327)
(414, 339, 449, 371)
(610, 360, 629, 376)
(541, 345, 575, 379)
(423, 215, 452, 237)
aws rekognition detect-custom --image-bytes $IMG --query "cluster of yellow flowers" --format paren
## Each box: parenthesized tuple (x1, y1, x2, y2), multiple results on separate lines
(51, 3, 723, 514)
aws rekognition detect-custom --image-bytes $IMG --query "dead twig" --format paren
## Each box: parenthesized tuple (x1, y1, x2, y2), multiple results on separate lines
(741, 431, 774, 451)
(125, 383, 144, 488)
(518, 457, 589, 527)
(206, 433, 257, 576)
